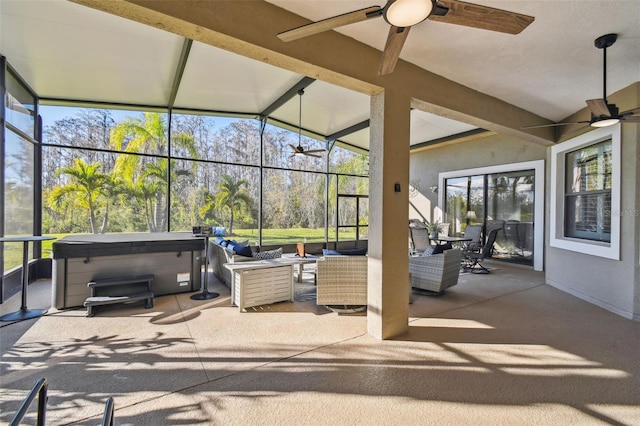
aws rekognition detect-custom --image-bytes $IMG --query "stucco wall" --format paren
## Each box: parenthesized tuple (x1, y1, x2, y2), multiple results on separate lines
(545, 85, 639, 321)
(409, 132, 547, 223)
(411, 118, 640, 321)
(546, 120, 639, 320)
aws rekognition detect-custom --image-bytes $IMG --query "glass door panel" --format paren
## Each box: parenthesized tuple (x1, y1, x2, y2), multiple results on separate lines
(445, 175, 483, 236)
(486, 170, 534, 265)
(445, 169, 535, 266)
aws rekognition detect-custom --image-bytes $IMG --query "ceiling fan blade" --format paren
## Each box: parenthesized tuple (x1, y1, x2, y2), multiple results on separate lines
(586, 99, 612, 117)
(306, 153, 323, 158)
(429, 0, 534, 35)
(622, 116, 640, 123)
(304, 149, 326, 154)
(521, 121, 589, 129)
(277, 6, 382, 42)
(289, 144, 299, 151)
(621, 107, 640, 117)
(378, 26, 411, 75)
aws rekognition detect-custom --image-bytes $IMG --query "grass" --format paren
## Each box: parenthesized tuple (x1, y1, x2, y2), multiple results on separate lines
(2, 234, 66, 272)
(233, 227, 366, 246)
(3, 229, 362, 270)
(231, 227, 356, 245)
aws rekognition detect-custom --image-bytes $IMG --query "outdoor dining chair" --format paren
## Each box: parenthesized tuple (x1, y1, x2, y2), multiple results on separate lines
(462, 228, 499, 273)
(462, 224, 483, 253)
(409, 226, 431, 256)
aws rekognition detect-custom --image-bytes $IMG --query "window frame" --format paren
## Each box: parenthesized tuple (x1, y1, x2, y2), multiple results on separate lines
(550, 125, 621, 260)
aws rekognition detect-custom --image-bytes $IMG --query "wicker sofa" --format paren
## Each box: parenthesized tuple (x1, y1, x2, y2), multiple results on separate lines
(209, 240, 255, 286)
(316, 255, 368, 306)
(409, 248, 462, 294)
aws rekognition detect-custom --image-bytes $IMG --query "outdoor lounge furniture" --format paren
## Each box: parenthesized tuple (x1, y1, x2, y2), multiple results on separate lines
(462, 224, 483, 252)
(409, 248, 463, 294)
(409, 226, 431, 256)
(316, 255, 368, 307)
(209, 240, 256, 286)
(463, 228, 499, 274)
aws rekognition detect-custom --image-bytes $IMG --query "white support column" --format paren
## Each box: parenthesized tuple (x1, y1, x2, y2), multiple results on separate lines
(367, 90, 411, 339)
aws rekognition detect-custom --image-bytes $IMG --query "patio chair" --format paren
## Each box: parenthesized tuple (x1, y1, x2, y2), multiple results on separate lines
(462, 228, 499, 274)
(462, 224, 483, 253)
(316, 255, 368, 307)
(409, 226, 431, 256)
(409, 248, 463, 294)
(438, 222, 450, 237)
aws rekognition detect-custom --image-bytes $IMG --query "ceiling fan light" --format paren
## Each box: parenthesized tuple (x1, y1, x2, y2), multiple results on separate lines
(384, 0, 433, 27)
(591, 117, 620, 128)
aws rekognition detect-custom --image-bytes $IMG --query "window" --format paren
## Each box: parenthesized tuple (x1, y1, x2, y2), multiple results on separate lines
(550, 125, 620, 260)
(564, 139, 611, 242)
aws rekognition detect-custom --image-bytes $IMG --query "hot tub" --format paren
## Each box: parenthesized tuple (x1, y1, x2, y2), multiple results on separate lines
(52, 232, 203, 309)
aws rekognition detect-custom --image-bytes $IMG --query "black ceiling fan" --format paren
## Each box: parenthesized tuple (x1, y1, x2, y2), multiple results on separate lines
(289, 144, 325, 158)
(290, 89, 325, 159)
(277, 0, 535, 75)
(523, 34, 640, 130)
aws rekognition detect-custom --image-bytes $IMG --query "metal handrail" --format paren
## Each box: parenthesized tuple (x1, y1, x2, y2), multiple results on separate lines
(102, 396, 115, 426)
(9, 378, 48, 426)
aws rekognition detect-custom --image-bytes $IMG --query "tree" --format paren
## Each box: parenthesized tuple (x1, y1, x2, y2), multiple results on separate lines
(111, 112, 196, 232)
(48, 159, 112, 234)
(210, 174, 252, 235)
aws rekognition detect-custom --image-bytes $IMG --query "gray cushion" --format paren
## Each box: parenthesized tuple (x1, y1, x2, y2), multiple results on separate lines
(252, 247, 283, 260)
(422, 246, 435, 256)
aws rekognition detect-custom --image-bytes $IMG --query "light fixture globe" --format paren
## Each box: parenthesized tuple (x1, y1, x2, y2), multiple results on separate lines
(384, 0, 434, 27)
(590, 117, 620, 128)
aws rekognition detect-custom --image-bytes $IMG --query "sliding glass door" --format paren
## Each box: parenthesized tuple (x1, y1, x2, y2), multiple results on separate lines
(445, 169, 535, 266)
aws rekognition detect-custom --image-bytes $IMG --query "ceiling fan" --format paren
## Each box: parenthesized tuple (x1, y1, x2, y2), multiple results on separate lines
(277, 0, 535, 75)
(290, 89, 326, 158)
(523, 34, 640, 130)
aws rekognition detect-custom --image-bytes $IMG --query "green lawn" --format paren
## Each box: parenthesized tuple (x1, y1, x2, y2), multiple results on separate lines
(232, 227, 364, 245)
(2, 233, 65, 272)
(3, 229, 361, 271)
(232, 227, 347, 245)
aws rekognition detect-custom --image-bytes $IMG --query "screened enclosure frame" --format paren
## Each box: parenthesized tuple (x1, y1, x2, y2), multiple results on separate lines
(1, 56, 370, 286)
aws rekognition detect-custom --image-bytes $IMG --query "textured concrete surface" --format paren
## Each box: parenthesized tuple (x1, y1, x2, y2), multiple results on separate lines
(2, 262, 639, 425)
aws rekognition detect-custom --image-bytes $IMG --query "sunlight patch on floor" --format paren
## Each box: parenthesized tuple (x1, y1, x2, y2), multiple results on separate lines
(417, 318, 495, 329)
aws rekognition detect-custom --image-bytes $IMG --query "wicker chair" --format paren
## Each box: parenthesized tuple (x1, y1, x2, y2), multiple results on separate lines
(316, 256, 368, 306)
(409, 248, 463, 295)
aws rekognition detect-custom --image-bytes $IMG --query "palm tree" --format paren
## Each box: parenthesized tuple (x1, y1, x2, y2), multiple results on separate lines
(48, 159, 111, 233)
(198, 190, 221, 226)
(111, 112, 195, 232)
(98, 175, 126, 234)
(212, 174, 252, 235)
(142, 160, 191, 232)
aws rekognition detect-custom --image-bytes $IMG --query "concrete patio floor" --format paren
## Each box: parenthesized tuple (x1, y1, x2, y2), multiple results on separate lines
(1, 262, 639, 425)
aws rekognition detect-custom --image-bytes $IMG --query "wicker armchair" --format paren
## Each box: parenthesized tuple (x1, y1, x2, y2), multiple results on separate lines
(316, 256, 368, 306)
(409, 248, 462, 294)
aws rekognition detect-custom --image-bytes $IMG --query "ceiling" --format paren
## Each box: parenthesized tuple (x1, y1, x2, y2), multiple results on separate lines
(1, 1, 639, 151)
